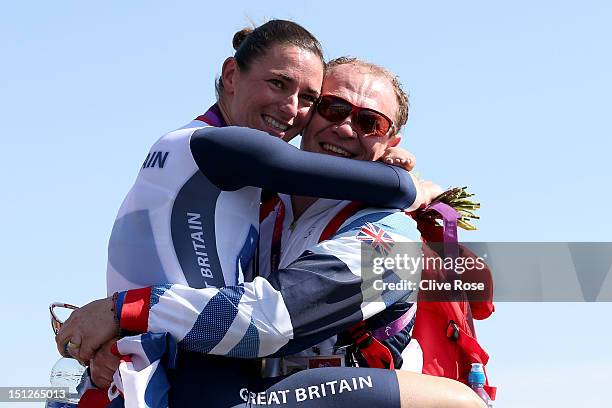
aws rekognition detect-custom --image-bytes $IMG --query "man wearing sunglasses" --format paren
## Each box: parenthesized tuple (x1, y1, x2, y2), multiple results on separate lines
(303, 58, 402, 162)
(254, 56, 430, 379)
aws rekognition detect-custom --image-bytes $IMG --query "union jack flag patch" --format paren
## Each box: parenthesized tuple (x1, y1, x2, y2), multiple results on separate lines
(357, 222, 395, 256)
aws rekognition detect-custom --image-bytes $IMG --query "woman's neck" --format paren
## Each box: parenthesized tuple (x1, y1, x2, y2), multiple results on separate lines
(216, 99, 234, 126)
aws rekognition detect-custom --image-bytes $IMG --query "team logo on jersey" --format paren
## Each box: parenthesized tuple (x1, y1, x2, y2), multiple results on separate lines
(142, 151, 169, 169)
(357, 222, 395, 256)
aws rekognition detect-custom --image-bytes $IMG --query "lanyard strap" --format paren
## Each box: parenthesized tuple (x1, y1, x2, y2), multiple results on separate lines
(424, 201, 460, 259)
(371, 304, 417, 341)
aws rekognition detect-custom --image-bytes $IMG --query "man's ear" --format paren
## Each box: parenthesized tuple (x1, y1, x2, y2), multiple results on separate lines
(220, 57, 238, 95)
(388, 134, 402, 147)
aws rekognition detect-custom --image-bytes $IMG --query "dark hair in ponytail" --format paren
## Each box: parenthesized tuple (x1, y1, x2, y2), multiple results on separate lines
(216, 20, 324, 97)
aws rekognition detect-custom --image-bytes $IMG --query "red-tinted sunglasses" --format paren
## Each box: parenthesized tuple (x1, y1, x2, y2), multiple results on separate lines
(316, 95, 395, 137)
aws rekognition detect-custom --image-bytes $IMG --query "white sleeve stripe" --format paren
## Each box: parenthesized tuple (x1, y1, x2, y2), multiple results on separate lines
(248, 277, 292, 355)
(149, 284, 218, 342)
(310, 237, 362, 277)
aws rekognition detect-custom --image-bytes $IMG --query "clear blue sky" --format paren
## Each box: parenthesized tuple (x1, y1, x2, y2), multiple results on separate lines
(1, 1, 610, 407)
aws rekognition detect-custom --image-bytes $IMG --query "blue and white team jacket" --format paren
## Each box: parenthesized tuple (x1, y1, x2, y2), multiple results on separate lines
(257, 194, 421, 374)
(114, 195, 422, 358)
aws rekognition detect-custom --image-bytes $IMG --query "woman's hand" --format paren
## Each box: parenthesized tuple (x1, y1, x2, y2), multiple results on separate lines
(381, 146, 416, 171)
(417, 178, 444, 206)
(55, 297, 119, 364)
(378, 145, 442, 210)
(405, 175, 444, 212)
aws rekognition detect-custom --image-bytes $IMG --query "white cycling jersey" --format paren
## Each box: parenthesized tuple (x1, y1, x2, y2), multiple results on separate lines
(107, 120, 259, 294)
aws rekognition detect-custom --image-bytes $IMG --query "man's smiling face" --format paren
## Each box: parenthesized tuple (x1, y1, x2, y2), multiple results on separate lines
(301, 63, 400, 161)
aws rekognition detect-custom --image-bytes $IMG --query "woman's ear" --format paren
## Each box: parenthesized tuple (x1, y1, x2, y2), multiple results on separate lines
(220, 57, 238, 95)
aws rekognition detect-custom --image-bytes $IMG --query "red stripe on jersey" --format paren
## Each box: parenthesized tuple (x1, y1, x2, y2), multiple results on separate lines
(78, 388, 110, 407)
(110, 341, 120, 357)
(120, 287, 151, 333)
(259, 194, 280, 222)
(319, 201, 366, 242)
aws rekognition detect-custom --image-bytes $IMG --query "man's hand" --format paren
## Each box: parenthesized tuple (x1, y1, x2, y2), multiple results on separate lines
(55, 297, 119, 364)
(90, 337, 121, 389)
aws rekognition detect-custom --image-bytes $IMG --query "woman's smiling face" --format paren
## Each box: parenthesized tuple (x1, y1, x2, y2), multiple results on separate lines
(221, 43, 324, 141)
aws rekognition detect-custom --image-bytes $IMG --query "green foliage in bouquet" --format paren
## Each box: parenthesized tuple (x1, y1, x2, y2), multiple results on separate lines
(418, 187, 480, 230)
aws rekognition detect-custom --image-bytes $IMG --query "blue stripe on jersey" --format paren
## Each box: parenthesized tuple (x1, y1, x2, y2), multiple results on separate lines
(144, 361, 170, 408)
(226, 316, 260, 358)
(180, 286, 245, 353)
(235, 225, 258, 284)
(116, 291, 126, 320)
(139, 332, 175, 366)
(150, 284, 172, 308)
(139, 333, 175, 408)
(336, 211, 419, 241)
(267, 251, 365, 356)
(171, 172, 225, 289)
